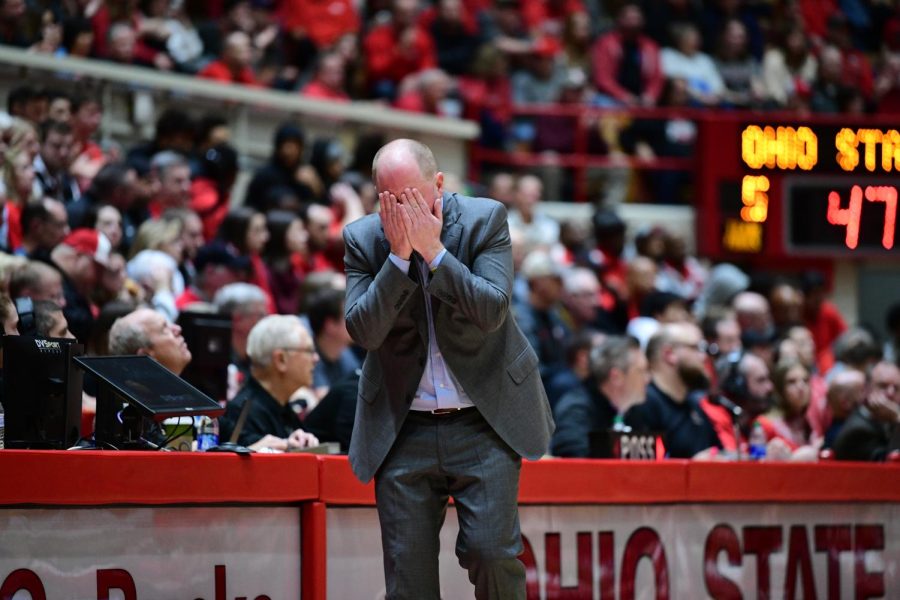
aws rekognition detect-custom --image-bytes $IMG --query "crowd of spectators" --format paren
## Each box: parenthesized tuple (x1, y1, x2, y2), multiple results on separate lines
(0, 1, 897, 460)
(5, 0, 900, 203)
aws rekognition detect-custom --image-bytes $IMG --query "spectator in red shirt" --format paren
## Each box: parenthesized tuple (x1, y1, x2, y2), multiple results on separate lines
(362, 0, 437, 99)
(301, 52, 351, 102)
(147, 151, 192, 219)
(394, 68, 456, 115)
(279, 0, 359, 51)
(824, 12, 874, 102)
(801, 271, 847, 374)
(218, 206, 275, 312)
(198, 31, 261, 86)
(590, 2, 664, 107)
(458, 44, 513, 149)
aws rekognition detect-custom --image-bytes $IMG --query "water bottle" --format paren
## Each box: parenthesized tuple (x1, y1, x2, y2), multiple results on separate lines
(0, 400, 5, 449)
(195, 416, 219, 451)
(748, 422, 767, 460)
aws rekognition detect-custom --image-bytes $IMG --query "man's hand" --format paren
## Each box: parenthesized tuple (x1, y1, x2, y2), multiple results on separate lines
(248, 434, 289, 452)
(288, 429, 320, 449)
(868, 390, 900, 424)
(380, 191, 412, 259)
(399, 188, 444, 263)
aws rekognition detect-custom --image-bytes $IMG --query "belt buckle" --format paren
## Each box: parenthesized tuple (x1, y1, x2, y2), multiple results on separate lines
(431, 407, 460, 416)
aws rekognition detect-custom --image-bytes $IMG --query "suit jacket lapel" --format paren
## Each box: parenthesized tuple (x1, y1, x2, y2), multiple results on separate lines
(440, 192, 463, 258)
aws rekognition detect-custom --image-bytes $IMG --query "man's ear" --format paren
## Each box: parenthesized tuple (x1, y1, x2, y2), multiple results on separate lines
(435, 171, 444, 195)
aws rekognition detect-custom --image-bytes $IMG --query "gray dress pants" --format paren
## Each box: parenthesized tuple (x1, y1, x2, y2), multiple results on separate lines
(374, 408, 526, 600)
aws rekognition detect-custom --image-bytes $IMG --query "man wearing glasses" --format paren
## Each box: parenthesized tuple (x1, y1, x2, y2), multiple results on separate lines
(219, 315, 320, 451)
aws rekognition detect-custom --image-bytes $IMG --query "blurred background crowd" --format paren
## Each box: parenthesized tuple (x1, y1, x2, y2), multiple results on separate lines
(0, 0, 896, 460)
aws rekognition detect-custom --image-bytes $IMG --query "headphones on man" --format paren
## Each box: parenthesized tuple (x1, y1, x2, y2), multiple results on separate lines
(718, 350, 748, 402)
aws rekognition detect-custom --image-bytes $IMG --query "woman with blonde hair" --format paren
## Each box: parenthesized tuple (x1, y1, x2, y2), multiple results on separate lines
(767, 359, 817, 448)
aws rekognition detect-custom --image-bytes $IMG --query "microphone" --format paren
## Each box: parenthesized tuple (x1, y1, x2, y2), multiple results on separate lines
(711, 393, 743, 420)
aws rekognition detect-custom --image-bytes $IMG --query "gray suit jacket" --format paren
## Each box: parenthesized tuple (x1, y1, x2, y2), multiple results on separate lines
(343, 192, 555, 483)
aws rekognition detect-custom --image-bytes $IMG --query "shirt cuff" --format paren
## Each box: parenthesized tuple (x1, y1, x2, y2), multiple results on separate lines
(388, 253, 411, 274)
(429, 248, 447, 271)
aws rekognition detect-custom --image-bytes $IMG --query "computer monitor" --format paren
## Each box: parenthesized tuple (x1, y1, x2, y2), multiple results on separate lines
(2, 336, 84, 449)
(74, 355, 224, 450)
(177, 311, 232, 402)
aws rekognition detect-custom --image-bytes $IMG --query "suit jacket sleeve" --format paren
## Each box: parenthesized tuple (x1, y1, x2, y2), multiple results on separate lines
(425, 201, 512, 333)
(343, 219, 419, 351)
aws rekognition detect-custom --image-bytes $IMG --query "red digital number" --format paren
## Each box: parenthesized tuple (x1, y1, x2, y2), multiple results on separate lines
(864, 186, 897, 249)
(827, 185, 863, 249)
(827, 185, 898, 250)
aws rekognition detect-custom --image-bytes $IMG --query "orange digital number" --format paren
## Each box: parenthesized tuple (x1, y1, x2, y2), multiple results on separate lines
(827, 186, 863, 249)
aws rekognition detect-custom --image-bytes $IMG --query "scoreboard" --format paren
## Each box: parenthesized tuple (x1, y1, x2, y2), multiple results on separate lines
(696, 115, 900, 259)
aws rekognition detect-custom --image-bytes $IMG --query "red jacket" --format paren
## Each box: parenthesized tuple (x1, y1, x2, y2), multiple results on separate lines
(590, 31, 663, 104)
(301, 80, 350, 102)
(199, 61, 261, 87)
(279, 0, 359, 49)
(363, 23, 436, 87)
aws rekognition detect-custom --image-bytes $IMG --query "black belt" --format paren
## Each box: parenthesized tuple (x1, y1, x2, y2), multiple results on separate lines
(409, 406, 477, 419)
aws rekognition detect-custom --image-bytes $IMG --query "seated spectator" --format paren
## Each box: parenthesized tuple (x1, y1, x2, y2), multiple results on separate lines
(306, 287, 360, 398)
(220, 315, 320, 451)
(624, 255, 657, 321)
(761, 25, 817, 109)
(67, 162, 140, 248)
(147, 151, 192, 217)
(33, 300, 74, 339)
(624, 323, 722, 458)
(732, 290, 773, 338)
(161, 208, 204, 287)
(656, 232, 707, 302)
(362, 0, 437, 99)
(301, 52, 351, 102)
(507, 174, 559, 251)
(713, 19, 764, 108)
(303, 203, 344, 273)
(395, 68, 458, 116)
(279, 0, 359, 57)
(189, 143, 239, 242)
(823, 368, 867, 449)
(244, 123, 314, 212)
(833, 361, 900, 461)
(33, 119, 79, 205)
(809, 45, 850, 114)
(546, 330, 604, 409)
(767, 359, 816, 449)
(16, 198, 69, 261)
(218, 207, 274, 308)
(590, 2, 663, 107)
(126, 109, 195, 177)
(94, 205, 124, 252)
(552, 335, 648, 457)
(263, 209, 307, 314)
(4, 147, 38, 206)
(824, 12, 874, 103)
(801, 271, 846, 374)
(0, 0, 29, 48)
(198, 31, 260, 86)
(513, 250, 570, 391)
(51, 229, 111, 342)
(69, 92, 106, 191)
(176, 242, 250, 311)
(213, 282, 270, 397)
(9, 260, 66, 308)
(560, 267, 616, 335)
(511, 35, 567, 107)
(429, 0, 479, 76)
(700, 309, 742, 360)
(108, 307, 192, 375)
(692, 263, 749, 321)
(661, 23, 724, 106)
(458, 45, 513, 149)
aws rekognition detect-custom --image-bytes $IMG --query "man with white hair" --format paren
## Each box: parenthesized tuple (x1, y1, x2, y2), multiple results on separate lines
(219, 315, 319, 451)
(213, 282, 270, 387)
(108, 307, 192, 375)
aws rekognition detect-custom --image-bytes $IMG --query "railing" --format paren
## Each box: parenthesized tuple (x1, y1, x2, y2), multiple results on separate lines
(0, 46, 479, 189)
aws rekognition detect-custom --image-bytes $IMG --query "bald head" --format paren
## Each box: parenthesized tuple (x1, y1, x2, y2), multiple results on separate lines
(372, 139, 437, 183)
(372, 139, 443, 208)
(827, 369, 866, 420)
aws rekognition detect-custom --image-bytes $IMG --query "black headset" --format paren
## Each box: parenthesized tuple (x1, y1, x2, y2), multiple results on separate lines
(718, 350, 748, 402)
